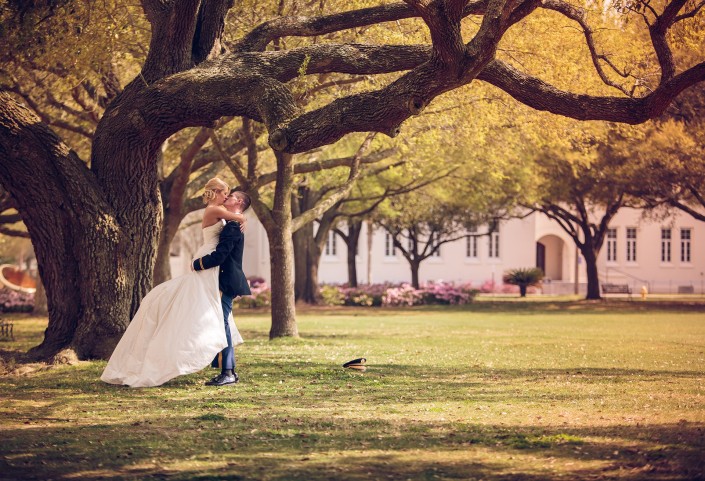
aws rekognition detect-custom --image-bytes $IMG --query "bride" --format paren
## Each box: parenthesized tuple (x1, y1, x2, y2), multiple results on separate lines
(101, 177, 246, 387)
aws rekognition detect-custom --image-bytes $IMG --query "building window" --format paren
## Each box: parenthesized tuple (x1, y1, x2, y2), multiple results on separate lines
(488, 230, 500, 259)
(661, 228, 671, 263)
(324, 231, 337, 256)
(626, 227, 637, 262)
(466, 231, 478, 259)
(681, 228, 692, 263)
(606, 228, 617, 262)
(384, 232, 396, 257)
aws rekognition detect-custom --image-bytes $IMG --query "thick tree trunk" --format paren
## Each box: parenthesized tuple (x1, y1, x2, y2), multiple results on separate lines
(0, 93, 126, 359)
(519, 285, 528, 297)
(68, 84, 163, 358)
(268, 152, 298, 338)
(582, 247, 601, 300)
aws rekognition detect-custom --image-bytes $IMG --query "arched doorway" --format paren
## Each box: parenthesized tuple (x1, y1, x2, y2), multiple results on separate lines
(536, 235, 565, 281)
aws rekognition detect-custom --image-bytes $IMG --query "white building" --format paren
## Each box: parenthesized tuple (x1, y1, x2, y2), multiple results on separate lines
(171, 207, 704, 295)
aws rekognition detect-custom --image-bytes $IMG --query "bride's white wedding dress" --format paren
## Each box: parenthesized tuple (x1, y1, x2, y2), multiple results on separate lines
(101, 221, 244, 388)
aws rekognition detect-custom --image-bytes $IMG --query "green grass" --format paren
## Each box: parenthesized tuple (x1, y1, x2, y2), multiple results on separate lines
(1, 300, 704, 480)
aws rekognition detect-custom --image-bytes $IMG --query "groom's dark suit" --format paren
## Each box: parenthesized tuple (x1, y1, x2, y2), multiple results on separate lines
(193, 220, 251, 373)
(193, 220, 251, 297)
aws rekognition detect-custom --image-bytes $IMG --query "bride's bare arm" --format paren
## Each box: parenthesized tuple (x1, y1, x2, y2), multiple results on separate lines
(204, 205, 246, 231)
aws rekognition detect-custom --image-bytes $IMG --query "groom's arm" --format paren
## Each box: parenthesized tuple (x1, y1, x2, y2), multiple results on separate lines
(192, 222, 242, 271)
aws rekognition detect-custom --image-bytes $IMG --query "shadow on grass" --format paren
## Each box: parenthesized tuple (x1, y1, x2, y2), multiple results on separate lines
(1, 413, 703, 480)
(2, 361, 704, 480)
(4, 360, 703, 406)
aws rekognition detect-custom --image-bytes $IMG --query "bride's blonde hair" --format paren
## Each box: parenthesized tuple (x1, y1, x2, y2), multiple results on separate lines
(202, 177, 229, 204)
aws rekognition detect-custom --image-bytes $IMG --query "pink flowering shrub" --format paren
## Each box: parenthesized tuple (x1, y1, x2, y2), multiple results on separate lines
(234, 278, 483, 309)
(340, 283, 389, 306)
(322, 282, 478, 307)
(478, 279, 540, 294)
(235, 277, 271, 308)
(421, 281, 477, 305)
(383, 284, 423, 306)
(0, 288, 34, 313)
(479, 279, 496, 293)
(501, 283, 519, 294)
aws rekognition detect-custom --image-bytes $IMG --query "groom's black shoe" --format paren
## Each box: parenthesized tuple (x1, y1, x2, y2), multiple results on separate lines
(206, 372, 239, 386)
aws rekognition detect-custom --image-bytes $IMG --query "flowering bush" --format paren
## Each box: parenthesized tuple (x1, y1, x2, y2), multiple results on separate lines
(232, 278, 489, 309)
(340, 283, 389, 307)
(234, 277, 271, 308)
(383, 284, 423, 306)
(422, 281, 477, 305)
(479, 279, 496, 293)
(320, 282, 478, 307)
(0, 288, 34, 313)
(320, 284, 345, 306)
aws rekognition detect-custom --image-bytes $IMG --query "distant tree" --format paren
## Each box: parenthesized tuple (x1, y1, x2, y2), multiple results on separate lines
(614, 88, 705, 221)
(523, 134, 636, 300)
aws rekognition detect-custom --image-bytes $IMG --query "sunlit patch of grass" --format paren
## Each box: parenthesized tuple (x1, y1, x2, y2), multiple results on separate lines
(1, 301, 704, 480)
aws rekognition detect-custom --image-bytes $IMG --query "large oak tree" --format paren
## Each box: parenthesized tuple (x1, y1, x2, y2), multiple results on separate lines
(0, 0, 703, 359)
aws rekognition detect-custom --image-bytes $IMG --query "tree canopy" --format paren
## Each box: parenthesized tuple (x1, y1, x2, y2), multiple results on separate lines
(0, 0, 703, 359)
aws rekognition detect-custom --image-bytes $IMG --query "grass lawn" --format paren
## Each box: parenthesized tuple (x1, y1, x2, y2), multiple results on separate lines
(1, 300, 704, 480)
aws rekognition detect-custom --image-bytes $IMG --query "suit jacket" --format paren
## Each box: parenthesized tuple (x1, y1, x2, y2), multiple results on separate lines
(193, 221, 251, 297)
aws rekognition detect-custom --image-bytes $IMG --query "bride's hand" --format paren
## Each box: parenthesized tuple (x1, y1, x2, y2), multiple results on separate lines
(239, 217, 247, 233)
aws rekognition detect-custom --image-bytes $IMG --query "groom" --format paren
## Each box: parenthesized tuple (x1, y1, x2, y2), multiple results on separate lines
(192, 189, 252, 386)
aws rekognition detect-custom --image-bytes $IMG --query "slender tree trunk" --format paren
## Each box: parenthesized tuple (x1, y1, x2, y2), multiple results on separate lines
(268, 152, 298, 338)
(410, 259, 421, 289)
(582, 247, 601, 300)
(153, 217, 177, 285)
(519, 285, 528, 297)
(32, 279, 48, 315)
(346, 219, 362, 287)
(347, 243, 358, 287)
(292, 225, 309, 301)
(304, 251, 323, 304)
(291, 193, 310, 301)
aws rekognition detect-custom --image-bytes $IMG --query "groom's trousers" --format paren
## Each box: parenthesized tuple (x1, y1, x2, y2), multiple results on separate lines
(215, 292, 236, 370)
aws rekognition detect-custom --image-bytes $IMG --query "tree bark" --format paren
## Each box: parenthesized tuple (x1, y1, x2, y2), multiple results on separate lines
(304, 252, 323, 304)
(267, 152, 298, 338)
(582, 247, 601, 300)
(345, 219, 363, 287)
(519, 285, 528, 297)
(153, 224, 175, 286)
(0, 92, 124, 359)
(32, 279, 48, 315)
(292, 222, 310, 301)
(410, 259, 421, 289)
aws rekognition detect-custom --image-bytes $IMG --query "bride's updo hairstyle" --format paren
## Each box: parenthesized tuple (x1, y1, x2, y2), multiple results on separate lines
(202, 177, 229, 204)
